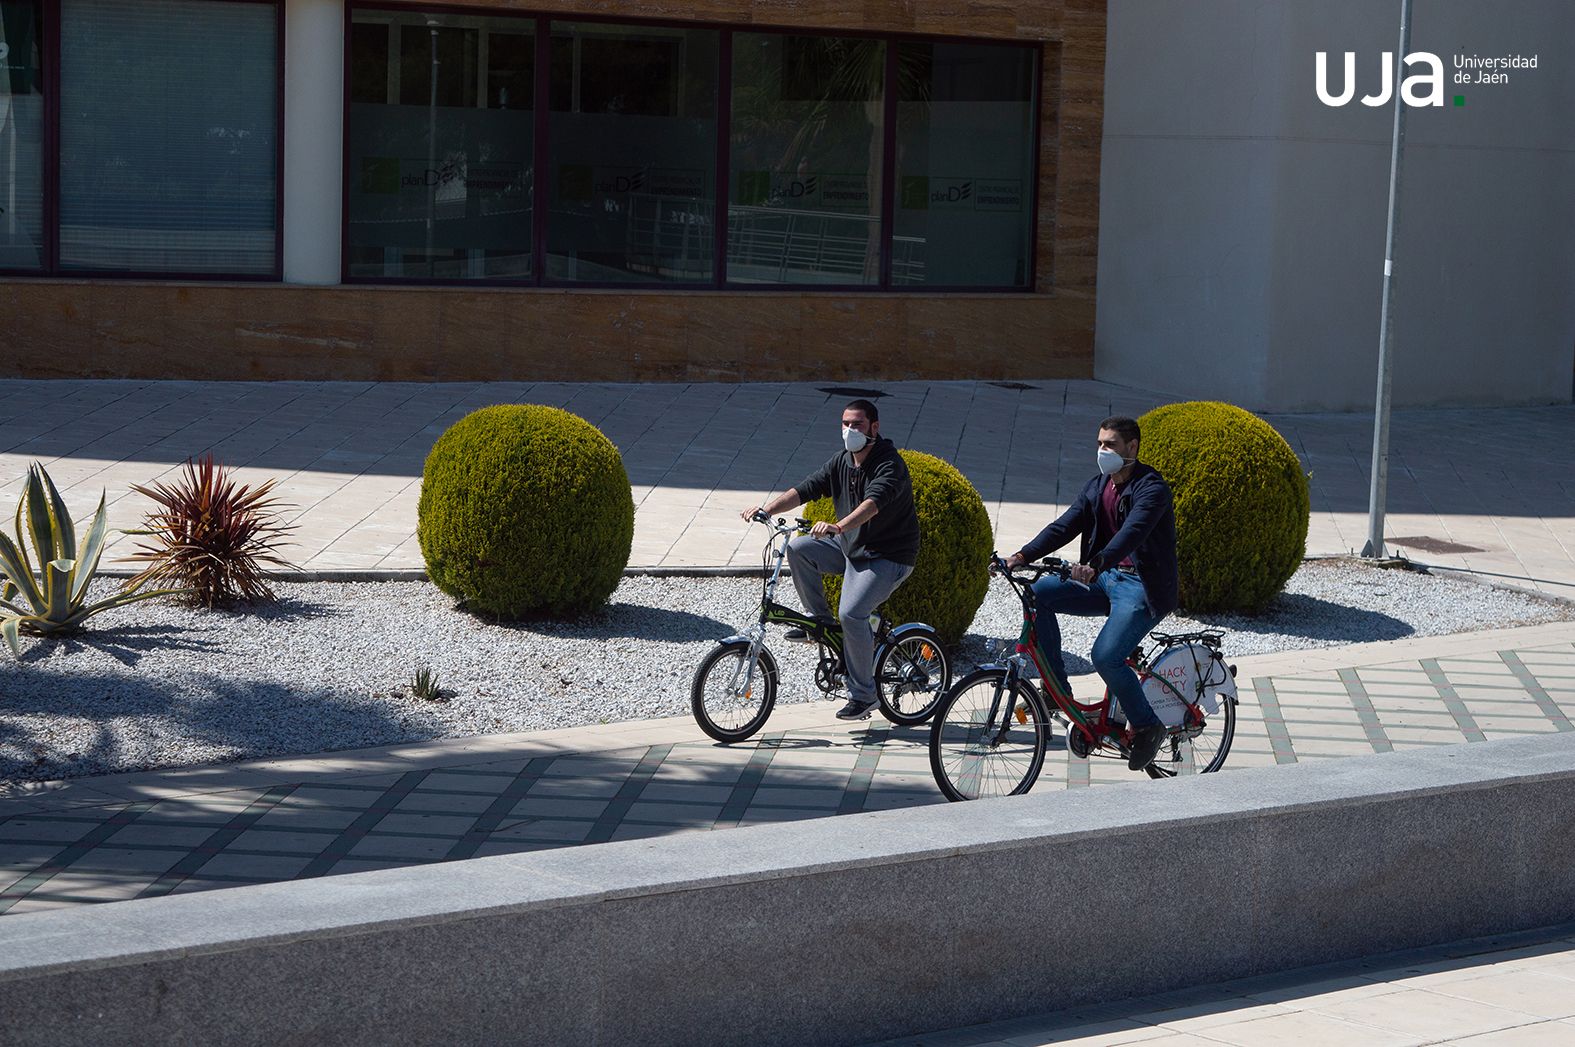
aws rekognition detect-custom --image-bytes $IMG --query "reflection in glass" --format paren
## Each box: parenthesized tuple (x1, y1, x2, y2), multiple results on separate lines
(893, 41, 1036, 288)
(0, 0, 44, 270)
(347, 9, 533, 279)
(546, 22, 717, 284)
(728, 33, 884, 285)
(59, 0, 278, 274)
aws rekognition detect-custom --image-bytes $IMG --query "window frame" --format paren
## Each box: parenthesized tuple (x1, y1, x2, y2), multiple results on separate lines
(0, 0, 286, 281)
(342, 1, 1044, 294)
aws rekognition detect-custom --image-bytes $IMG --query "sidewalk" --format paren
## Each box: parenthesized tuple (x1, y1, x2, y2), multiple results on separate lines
(1, 380, 1572, 595)
(862, 923, 1575, 1047)
(2, 620, 1570, 916)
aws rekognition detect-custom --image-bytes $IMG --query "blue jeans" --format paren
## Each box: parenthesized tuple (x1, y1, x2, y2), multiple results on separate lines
(1030, 569, 1165, 729)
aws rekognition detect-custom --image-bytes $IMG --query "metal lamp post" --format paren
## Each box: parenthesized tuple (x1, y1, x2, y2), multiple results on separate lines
(1362, 0, 1414, 559)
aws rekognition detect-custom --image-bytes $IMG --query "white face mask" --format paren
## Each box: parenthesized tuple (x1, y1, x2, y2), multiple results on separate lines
(842, 426, 869, 452)
(1097, 447, 1128, 476)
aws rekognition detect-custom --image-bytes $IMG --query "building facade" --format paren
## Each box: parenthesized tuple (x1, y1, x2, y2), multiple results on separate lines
(0, 0, 1105, 382)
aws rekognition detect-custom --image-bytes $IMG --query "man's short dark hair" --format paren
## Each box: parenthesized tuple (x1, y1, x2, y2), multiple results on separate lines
(845, 399, 879, 423)
(1099, 415, 1140, 445)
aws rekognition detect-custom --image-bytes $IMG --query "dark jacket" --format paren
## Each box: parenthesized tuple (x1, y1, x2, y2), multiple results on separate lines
(794, 437, 921, 566)
(1020, 463, 1180, 617)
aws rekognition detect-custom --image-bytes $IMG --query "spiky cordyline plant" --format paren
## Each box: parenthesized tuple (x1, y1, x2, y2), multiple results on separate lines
(0, 464, 181, 657)
(120, 455, 296, 609)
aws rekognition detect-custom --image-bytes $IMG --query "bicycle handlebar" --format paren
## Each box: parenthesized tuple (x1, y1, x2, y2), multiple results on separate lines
(751, 509, 812, 533)
(989, 553, 1074, 580)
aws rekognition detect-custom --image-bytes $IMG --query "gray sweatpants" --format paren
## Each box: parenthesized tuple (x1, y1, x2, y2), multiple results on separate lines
(785, 535, 914, 703)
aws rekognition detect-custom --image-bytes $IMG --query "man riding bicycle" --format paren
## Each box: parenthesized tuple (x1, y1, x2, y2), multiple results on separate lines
(742, 399, 921, 721)
(1004, 415, 1179, 770)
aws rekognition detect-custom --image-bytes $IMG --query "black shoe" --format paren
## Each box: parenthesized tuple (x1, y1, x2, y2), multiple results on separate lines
(785, 628, 811, 643)
(835, 698, 877, 721)
(1127, 723, 1167, 771)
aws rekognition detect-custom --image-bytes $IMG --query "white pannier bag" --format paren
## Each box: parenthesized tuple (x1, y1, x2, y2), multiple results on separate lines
(1116, 641, 1237, 728)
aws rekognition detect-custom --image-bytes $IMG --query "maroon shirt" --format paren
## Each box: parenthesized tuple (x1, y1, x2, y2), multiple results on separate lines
(1099, 477, 1136, 569)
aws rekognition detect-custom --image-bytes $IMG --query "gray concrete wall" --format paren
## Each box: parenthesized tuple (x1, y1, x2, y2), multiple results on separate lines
(1096, 0, 1575, 411)
(1, 734, 1574, 1046)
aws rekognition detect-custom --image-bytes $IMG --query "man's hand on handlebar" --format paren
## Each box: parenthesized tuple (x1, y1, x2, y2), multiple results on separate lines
(1003, 551, 1027, 570)
(1069, 563, 1096, 584)
(809, 520, 843, 538)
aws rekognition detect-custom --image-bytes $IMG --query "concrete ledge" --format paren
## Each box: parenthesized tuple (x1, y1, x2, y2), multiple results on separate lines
(2, 734, 1573, 1046)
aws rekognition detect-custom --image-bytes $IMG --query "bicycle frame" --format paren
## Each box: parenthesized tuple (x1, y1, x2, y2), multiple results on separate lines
(983, 563, 1197, 756)
(720, 516, 869, 701)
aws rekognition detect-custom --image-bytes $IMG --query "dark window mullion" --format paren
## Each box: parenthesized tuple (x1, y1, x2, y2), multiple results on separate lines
(532, 15, 549, 285)
(714, 28, 731, 288)
(878, 38, 898, 290)
(45, 0, 61, 274)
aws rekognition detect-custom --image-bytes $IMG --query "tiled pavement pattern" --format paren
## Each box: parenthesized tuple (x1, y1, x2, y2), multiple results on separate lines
(2, 622, 1571, 916)
(1, 380, 1572, 594)
(862, 922, 1575, 1047)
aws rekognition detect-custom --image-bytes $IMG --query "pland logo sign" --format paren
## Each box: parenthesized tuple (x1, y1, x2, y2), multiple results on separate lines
(1316, 50, 1539, 108)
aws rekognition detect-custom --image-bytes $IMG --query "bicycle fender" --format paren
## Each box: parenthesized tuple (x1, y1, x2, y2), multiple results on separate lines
(887, 622, 940, 643)
(719, 634, 751, 646)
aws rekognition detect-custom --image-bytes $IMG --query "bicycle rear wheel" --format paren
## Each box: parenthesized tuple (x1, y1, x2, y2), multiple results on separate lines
(876, 628, 951, 726)
(691, 640, 778, 743)
(1145, 696, 1236, 778)
(929, 669, 1050, 802)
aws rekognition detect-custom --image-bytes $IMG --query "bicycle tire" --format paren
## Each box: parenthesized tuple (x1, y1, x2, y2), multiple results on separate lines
(876, 628, 952, 726)
(1144, 695, 1236, 778)
(929, 669, 1050, 802)
(691, 640, 778, 743)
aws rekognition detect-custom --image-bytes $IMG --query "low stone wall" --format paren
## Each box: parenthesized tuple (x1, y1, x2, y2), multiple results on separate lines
(2, 733, 1573, 1046)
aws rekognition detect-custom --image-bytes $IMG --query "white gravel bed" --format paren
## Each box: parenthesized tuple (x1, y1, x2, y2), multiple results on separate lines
(2, 559, 1571, 784)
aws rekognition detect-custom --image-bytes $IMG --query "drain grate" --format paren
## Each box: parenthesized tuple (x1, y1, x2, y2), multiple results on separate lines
(1389, 536, 1486, 555)
(818, 387, 888, 399)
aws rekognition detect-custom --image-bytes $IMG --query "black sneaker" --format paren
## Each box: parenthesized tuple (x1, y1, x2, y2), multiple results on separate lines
(835, 698, 877, 721)
(1127, 723, 1167, 771)
(785, 628, 811, 643)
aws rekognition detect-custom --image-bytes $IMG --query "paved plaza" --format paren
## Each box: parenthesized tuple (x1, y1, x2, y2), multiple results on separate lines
(2, 620, 1570, 916)
(2, 378, 1574, 1040)
(864, 923, 1575, 1047)
(1, 379, 1572, 594)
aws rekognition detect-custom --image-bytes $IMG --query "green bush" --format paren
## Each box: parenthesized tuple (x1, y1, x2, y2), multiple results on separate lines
(1136, 401, 1309, 613)
(418, 405, 634, 617)
(803, 450, 991, 647)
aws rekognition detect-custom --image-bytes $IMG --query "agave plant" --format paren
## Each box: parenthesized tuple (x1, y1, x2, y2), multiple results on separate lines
(0, 464, 180, 657)
(120, 455, 296, 609)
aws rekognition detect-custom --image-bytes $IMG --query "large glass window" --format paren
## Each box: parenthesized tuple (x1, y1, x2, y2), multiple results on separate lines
(546, 22, 717, 284)
(0, 0, 44, 271)
(728, 33, 885, 286)
(892, 41, 1036, 288)
(58, 0, 279, 275)
(347, 9, 535, 279)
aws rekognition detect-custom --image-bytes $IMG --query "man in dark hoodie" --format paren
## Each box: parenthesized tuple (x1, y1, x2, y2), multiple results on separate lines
(1005, 415, 1180, 770)
(742, 399, 921, 721)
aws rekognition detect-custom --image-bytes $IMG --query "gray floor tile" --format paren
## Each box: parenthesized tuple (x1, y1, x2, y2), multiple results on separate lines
(369, 813, 477, 837)
(509, 797, 610, 820)
(394, 791, 499, 815)
(347, 835, 459, 860)
(195, 853, 314, 879)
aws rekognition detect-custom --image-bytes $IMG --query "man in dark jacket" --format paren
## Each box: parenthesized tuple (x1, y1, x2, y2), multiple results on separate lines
(743, 399, 920, 721)
(1005, 415, 1179, 770)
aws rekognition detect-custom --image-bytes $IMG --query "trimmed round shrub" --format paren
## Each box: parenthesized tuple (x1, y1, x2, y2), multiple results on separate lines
(1136, 401, 1309, 613)
(418, 405, 634, 617)
(803, 450, 992, 647)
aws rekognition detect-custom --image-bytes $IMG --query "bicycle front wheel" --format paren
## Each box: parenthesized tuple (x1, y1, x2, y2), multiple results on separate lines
(691, 641, 778, 743)
(929, 669, 1050, 802)
(876, 629, 951, 726)
(1145, 695, 1236, 778)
